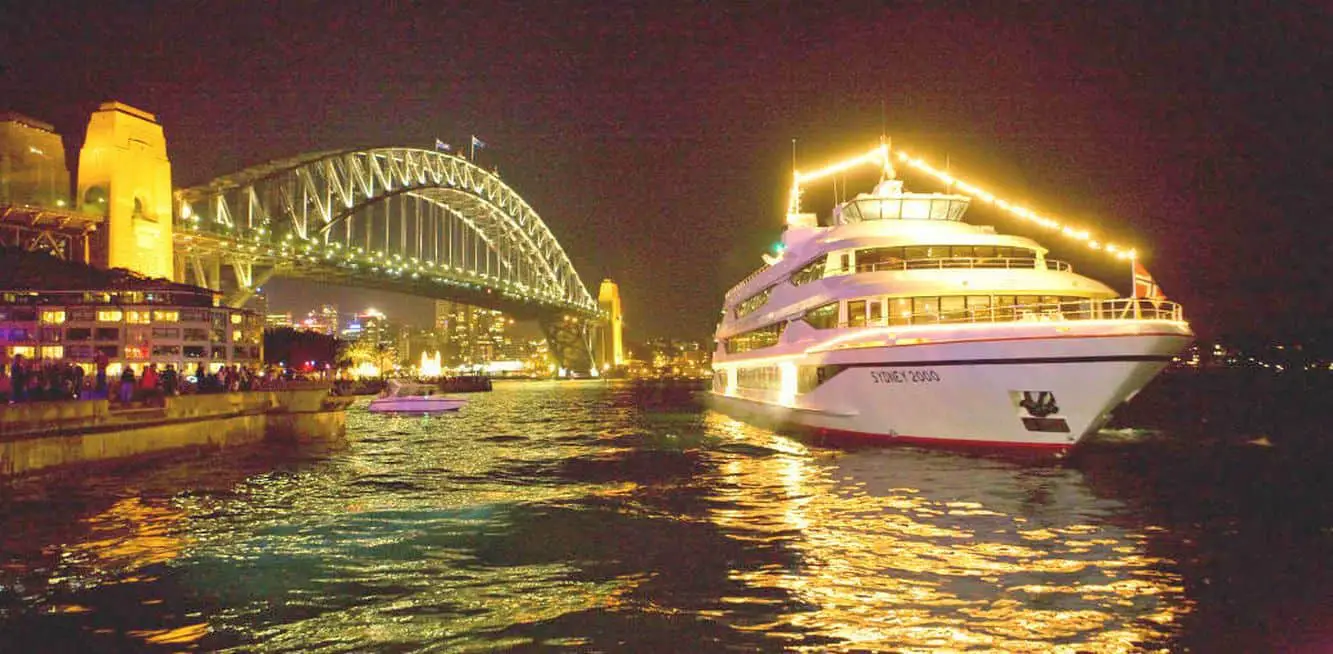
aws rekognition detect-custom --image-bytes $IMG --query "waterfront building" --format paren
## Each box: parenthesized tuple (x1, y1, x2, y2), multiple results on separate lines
(0, 247, 262, 377)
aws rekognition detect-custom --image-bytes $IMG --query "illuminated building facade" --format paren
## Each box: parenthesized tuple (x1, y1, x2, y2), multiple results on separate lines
(0, 249, 262, 376)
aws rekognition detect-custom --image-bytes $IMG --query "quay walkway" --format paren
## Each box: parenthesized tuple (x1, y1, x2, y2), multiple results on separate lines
(0, 383, 353, 478)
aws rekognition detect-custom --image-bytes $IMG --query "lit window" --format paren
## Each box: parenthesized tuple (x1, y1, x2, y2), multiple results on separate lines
(98, 309, 124, 322)
(230, 313, 243, 325)
(39, 345, 63, 360)
(40, 310, 66, 324)
(153, 310, 179, 322)
(8, 346, 35, 358)
(127, 310, 152, 324)
(232, 330, 242, 342)
(125, 345, 148, 359)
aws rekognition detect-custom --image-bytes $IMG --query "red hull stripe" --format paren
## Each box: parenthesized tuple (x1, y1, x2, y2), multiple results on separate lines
(835, 354, 1174, 368)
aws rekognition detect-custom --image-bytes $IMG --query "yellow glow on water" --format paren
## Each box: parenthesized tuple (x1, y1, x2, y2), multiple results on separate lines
(699, 412, 1188, 651)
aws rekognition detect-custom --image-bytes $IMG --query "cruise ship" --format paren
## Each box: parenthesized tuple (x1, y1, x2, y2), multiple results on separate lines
(709, 141, 1192, 452)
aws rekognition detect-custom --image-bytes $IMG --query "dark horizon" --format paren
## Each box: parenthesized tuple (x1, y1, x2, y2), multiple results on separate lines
(3, 2, 1328, 343)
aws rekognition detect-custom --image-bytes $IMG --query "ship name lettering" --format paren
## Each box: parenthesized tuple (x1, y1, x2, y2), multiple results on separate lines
(871, 369, 940, 384)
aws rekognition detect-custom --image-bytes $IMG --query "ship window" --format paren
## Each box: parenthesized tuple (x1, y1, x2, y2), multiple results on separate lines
(803, 302, 839, 329)
(889, 298, 912, 325)
(848, 300, 867, 327)
(951, 246, 975, 258)
(736, 366, 781, 391)
(856, 247, 905, 272)
(726, 322, 785, 353)
(868, 299, 884, 325)
(904, 246, 929, 260)
(735, 285, 774, 317)
(967, 295, 992, 320)
(912, 297, 939, 323)
(791, 257, 827, 286)
(940, 296, 967, 323)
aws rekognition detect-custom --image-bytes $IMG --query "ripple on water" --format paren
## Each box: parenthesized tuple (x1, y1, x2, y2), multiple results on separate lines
(7, 379, 1321, 651)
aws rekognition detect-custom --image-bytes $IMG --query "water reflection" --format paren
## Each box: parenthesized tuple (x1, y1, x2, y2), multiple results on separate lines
(0, 380, 1238, 651)
(701, 410, 1186, 650)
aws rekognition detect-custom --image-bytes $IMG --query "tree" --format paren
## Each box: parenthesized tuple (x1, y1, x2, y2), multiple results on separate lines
(264, 327, 341, 370)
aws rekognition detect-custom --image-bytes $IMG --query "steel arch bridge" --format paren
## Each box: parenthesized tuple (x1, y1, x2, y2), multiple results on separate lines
(172, 147, 601, 372)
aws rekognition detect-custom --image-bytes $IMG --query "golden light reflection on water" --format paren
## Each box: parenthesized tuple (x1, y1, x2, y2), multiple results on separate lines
(63, 496, 188, 574)
(701, 412, 1189, 652)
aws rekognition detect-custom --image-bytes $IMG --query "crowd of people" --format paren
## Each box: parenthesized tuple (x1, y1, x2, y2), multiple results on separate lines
(0, 353, 314, 405)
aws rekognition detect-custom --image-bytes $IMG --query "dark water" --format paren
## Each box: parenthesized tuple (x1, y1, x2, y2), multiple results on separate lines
(2, 375, 1332, 652)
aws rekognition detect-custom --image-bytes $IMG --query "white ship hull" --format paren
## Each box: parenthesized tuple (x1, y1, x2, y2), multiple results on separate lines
(710, 321, 1191, 452)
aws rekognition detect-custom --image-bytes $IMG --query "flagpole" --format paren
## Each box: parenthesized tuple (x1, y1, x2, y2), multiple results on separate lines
(470, 135, 475, 161)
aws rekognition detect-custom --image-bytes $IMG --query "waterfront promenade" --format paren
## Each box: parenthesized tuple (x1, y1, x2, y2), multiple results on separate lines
(0, 384, 351, 477)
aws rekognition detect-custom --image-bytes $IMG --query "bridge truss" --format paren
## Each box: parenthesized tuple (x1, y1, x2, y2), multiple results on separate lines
(173, 147, 602, 372)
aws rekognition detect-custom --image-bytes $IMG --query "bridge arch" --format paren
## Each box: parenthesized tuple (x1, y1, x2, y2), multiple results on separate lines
(173, 147, 601, 370)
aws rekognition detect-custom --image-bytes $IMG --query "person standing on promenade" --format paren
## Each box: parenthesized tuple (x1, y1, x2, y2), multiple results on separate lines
(94, 350, 109, 398)
(119, 366, 136, 404)
(162, 364, 178, 397)
(10, 354, 28, 402)
(140, 364, 159, 403)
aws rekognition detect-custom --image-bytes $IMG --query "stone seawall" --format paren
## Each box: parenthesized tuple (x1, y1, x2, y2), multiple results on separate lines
(0, 387, 351, 478)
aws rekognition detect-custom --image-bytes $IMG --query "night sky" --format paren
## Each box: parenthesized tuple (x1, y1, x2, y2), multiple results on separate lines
(2, 2, 1328, 342)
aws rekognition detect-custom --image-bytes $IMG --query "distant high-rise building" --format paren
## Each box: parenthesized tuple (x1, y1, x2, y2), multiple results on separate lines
(597, 279, 624, 368)
(265, 312, 293, 329)
(300, 303, 339, 335)
(437, 300, 512, 367)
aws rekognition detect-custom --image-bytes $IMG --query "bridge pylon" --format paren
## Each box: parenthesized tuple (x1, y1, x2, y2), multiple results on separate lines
(540, 314, 597, 376)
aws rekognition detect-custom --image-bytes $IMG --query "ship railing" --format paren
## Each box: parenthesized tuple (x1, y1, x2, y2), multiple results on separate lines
(830, 297, 1185, 329)
(724, 264, 772, 301)
(840, 257, 1072, 275)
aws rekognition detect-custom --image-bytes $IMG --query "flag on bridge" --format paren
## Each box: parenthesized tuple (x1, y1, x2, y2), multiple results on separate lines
(435, 139, 452, 151)
(1132, 260, 1165, 300)
(471, 135, 486, 150)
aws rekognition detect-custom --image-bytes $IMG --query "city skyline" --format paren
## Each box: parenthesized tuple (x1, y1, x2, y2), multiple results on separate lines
(2, 3, 1327, 340)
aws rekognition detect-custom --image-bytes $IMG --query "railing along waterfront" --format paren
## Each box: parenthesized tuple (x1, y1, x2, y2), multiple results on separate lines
(825, 297, 1185, 329)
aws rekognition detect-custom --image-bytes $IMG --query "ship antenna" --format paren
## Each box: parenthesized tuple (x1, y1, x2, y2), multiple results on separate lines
(791, 138, 797, 178)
